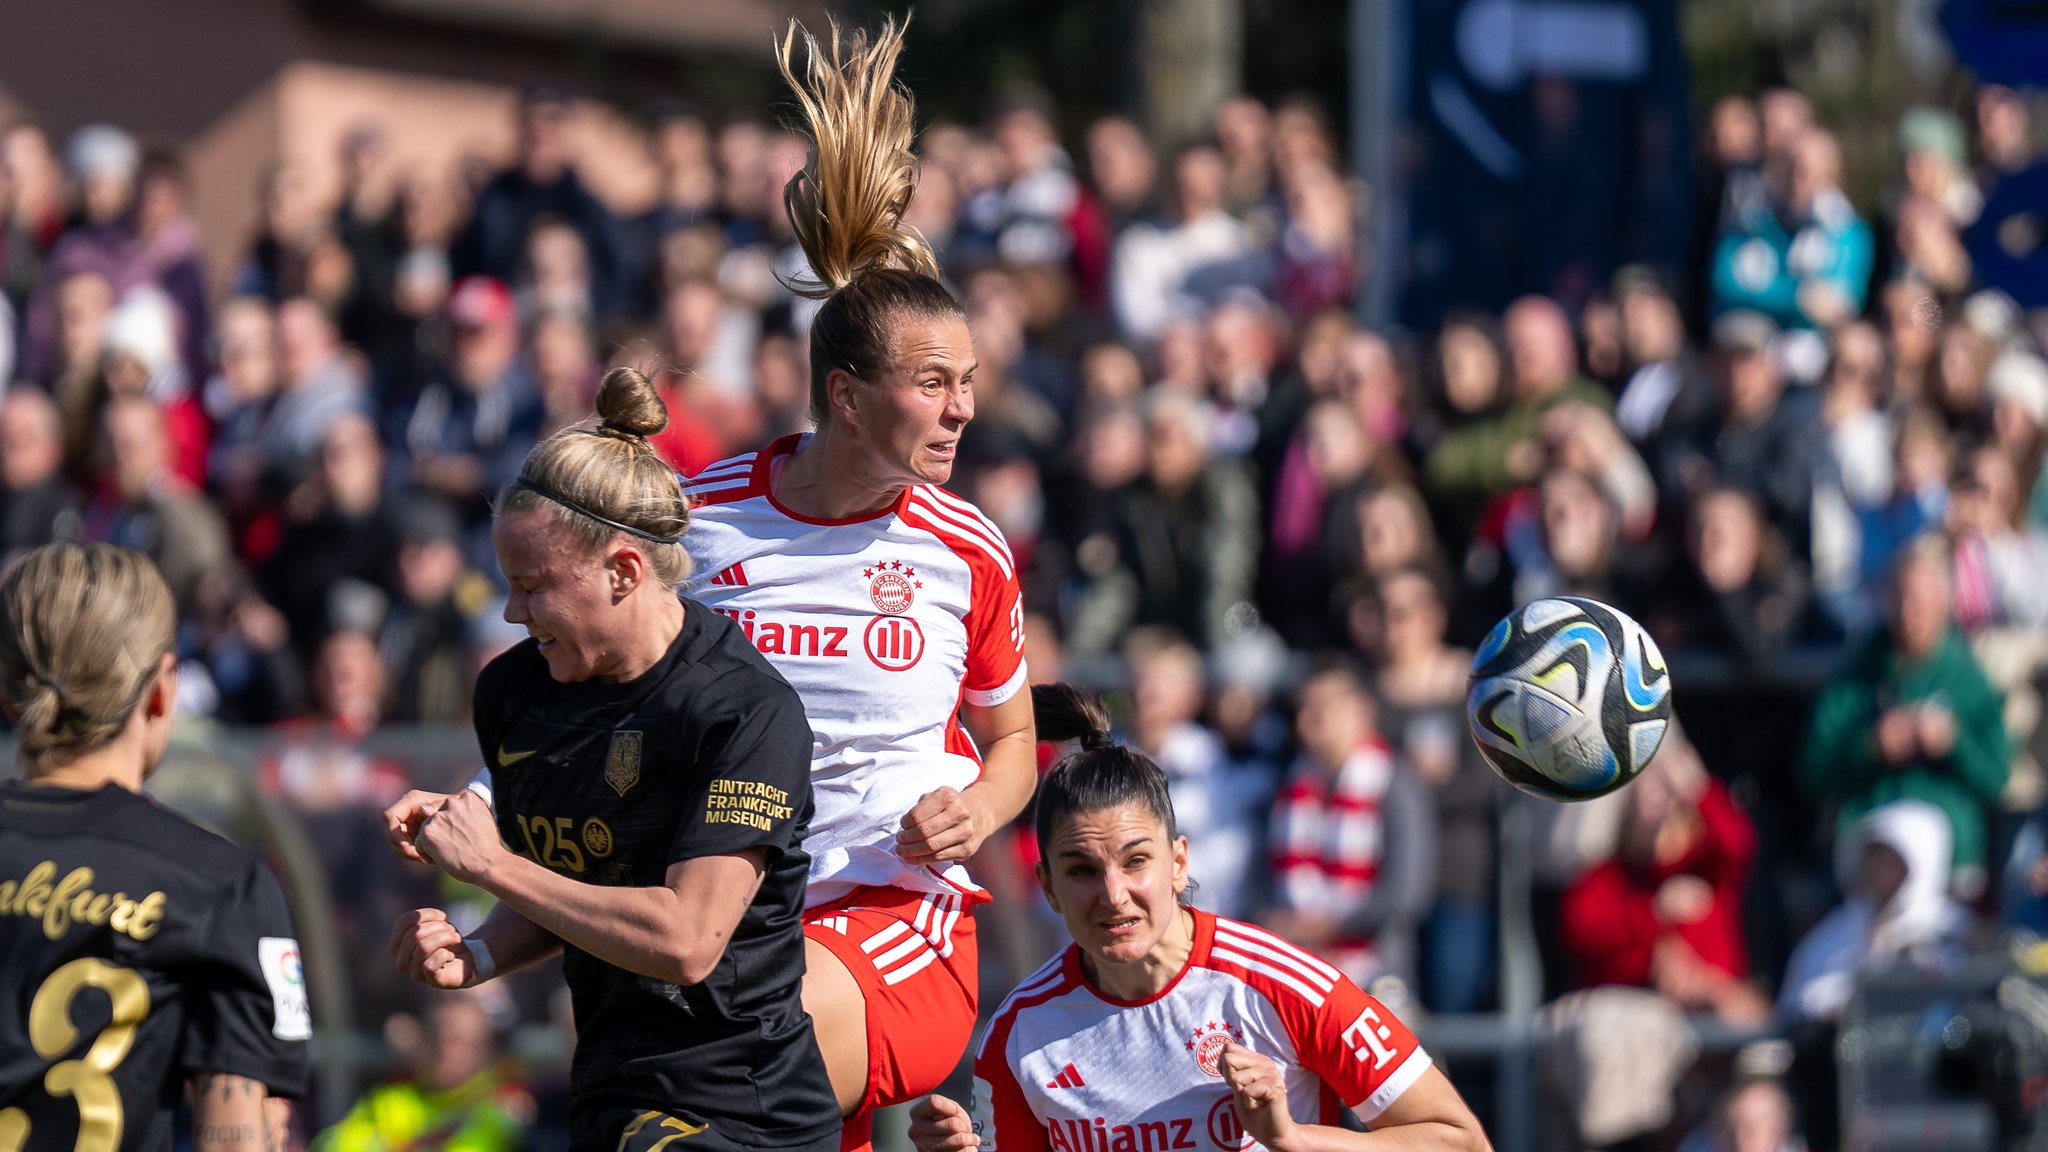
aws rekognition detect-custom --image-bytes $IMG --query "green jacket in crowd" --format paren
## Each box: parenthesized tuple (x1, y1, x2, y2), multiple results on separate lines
(1424, 378, 1614, 505)
(312, 1069, 531, 1152)
(1799, 625, 2008, 871)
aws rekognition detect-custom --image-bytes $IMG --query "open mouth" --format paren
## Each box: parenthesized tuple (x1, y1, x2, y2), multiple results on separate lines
(926, 441, 958, 460)
(531, 632, 557, 651)
(1100, 915, 1143, 936)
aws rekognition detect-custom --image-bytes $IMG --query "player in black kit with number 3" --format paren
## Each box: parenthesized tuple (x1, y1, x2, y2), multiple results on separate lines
(0, 542, 310, 1152)
(381, 367, 840, 1152)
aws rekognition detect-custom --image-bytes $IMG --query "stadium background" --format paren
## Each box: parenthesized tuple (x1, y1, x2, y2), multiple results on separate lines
(4, 0, 2048, 1146)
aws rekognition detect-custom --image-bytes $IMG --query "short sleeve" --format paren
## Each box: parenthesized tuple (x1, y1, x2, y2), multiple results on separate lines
(180, 858, 312, 1098)
(671, 673, 815, 863)
(1284, 974, 1432, 1122)
(962, 548, 1026, 708)
(971, 1044, 1048, 1151)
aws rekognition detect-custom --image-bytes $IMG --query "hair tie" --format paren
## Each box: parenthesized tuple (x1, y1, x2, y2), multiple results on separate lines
(597, 420, 640, 438)
(1081, 730, 1114, 752)
(513, 477, 681, 546)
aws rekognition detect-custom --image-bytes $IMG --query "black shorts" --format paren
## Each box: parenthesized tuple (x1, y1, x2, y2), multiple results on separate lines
(574, 1104, 841, 1152)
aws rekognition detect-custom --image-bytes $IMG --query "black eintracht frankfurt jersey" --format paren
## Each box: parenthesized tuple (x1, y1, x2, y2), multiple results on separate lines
(471, 601, 838, 1150)
(0, 783, 310, 1152)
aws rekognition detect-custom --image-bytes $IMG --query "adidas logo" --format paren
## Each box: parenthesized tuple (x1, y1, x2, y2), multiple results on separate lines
(710, 562, 749, 587)
(1044, 1063, 1085, 1090)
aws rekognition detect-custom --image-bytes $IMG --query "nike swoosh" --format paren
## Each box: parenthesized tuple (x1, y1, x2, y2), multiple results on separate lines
(496, 745, 536, 767)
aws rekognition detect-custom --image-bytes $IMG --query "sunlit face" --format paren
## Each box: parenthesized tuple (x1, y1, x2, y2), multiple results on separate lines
(841, 313, 977, 487)
(494, 508, 624, 683)
(1038, 803, 1189, 969)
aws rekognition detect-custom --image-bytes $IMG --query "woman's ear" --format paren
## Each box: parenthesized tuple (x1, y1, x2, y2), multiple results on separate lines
(1171, 835, 1190, 895)
(608, 544, 646, 601)
(144, 651, 179, 719)
(827, 368, 862, 427)
(1036, 861, 1058, 911)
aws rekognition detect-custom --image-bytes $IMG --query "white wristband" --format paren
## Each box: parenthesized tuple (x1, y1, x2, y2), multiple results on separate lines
(464, 936, 497, 983)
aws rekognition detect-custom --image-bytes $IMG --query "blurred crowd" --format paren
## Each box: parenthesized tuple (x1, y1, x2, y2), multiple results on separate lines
(5, 69, 2048, 1151)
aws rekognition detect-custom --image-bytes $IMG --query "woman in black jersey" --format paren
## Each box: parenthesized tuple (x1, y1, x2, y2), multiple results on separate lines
(381, 368, 840, 1152)
(0, 542, 308, 1152)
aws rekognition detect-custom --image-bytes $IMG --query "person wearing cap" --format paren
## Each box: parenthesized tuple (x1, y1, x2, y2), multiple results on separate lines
(454, 85, 626, 319)
(381, 495, 497, 724)
(1676, 310, 1821, 556)
(387, 275, 542, 535)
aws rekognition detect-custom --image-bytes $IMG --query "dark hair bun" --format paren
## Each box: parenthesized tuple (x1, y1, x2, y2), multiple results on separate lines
(595, 367, 669, 438)
(1031, 682, 1112, 746)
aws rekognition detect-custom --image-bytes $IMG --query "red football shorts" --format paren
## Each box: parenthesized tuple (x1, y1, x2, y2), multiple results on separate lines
(804, 884, 981, 1152)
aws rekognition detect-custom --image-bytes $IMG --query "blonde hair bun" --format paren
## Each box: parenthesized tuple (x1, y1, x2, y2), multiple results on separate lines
(594, 367, 669, 438)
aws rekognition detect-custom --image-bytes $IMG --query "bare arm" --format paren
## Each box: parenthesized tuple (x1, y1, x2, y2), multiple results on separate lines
(1225, 1047, 1489, 1152)
(417, 789, 765, 986)
(899, 689, 1038, 864)
(190, 1073, 287, 1152)
(390, 899, 562, 989)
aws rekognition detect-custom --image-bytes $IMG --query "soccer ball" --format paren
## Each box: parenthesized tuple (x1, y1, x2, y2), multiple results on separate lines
(1466, 596, 1672, 801)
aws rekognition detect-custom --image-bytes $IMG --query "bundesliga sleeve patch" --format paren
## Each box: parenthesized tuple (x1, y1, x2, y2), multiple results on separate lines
(258, 937, 313, 1040)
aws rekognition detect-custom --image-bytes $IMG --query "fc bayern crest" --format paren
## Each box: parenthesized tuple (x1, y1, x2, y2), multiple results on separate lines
(863, 559, 919, 614)
(1187, 1020, 1244, 1077)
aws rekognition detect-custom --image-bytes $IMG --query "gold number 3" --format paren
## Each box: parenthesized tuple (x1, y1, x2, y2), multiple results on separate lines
(0, 958, 151, 1152)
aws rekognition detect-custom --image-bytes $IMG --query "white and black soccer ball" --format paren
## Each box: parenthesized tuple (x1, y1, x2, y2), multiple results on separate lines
(1465, 596, 1673, 801)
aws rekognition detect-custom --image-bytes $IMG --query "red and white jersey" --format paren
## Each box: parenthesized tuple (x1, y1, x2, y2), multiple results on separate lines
(972, 909, 1431, 1152)
(681, 434, 1029, 906)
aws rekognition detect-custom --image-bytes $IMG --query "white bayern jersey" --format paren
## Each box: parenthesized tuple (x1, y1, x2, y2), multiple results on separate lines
(679, 434, 1029, 907)
(972, 909, 1432, 1152)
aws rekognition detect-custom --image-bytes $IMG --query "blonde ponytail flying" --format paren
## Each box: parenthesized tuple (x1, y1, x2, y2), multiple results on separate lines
(776, 16, 941, 297)
(775, 15, 966, 424)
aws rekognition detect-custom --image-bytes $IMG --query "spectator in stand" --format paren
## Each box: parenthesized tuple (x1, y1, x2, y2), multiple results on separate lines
(454, 83, 624, 317)
(99, 285, 208, 487)
(313, 994, 532, 1152)
(1, 122, 64, 317)
(1068, 390, 1260, 653)
(131, 148, 210, 380)
(528, 307, 599, 435)
(1273, 162, 1356, 320)
(955, 88, 1081, 272)
(1948, 444, 2048, 631)
(387, 276, 540, 529)
(1506, 466, 1639, 609)
(1664, 486, 1812, 666)
(1975, 85, 2034, 189)
(1267, 662, 1436, 989)
(81, 394, 232, 614)
(1690, 1078, 1807, 1152)
(1779, 799, 1969, 1026)
(269, 296, 369, 484)
(20, 126, 140, 388)
(1801, 534, 2009, 896)
(1334, 482, 1450, 617)
(380, 497, 493, 725)
(47, 269, 113, 467)
(1560, 726, 1767, 1024)
(1358, 567, 1502, 1013)
(1266, 398, 1389, 644)
(1198, 296, 1282, 456)
(0, 388, 81, 561)
(368, 170, 465, 397)
(1858, 407, 1951, 600)
(1711, 126, 1873, 332)
(1811, 323, 1895, 633)
(1213, 95, 1273, 217)
(1881, 279, 1942, 409)
(1110, 143, 1251, 341)
(626, 99, 718, 314)
(514, 216, 594, 324)
(1424, 294, 1610, 509)
(1123, 628, 1271, 919)
(1778, 799, 1967, 1152)
(1696, 311, 1822, 553)
(1083, 116, 1157, 234)
(1613, 269, 1715, 503)
(263, 411, 400, 660)
(204, 297, 282, 538)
